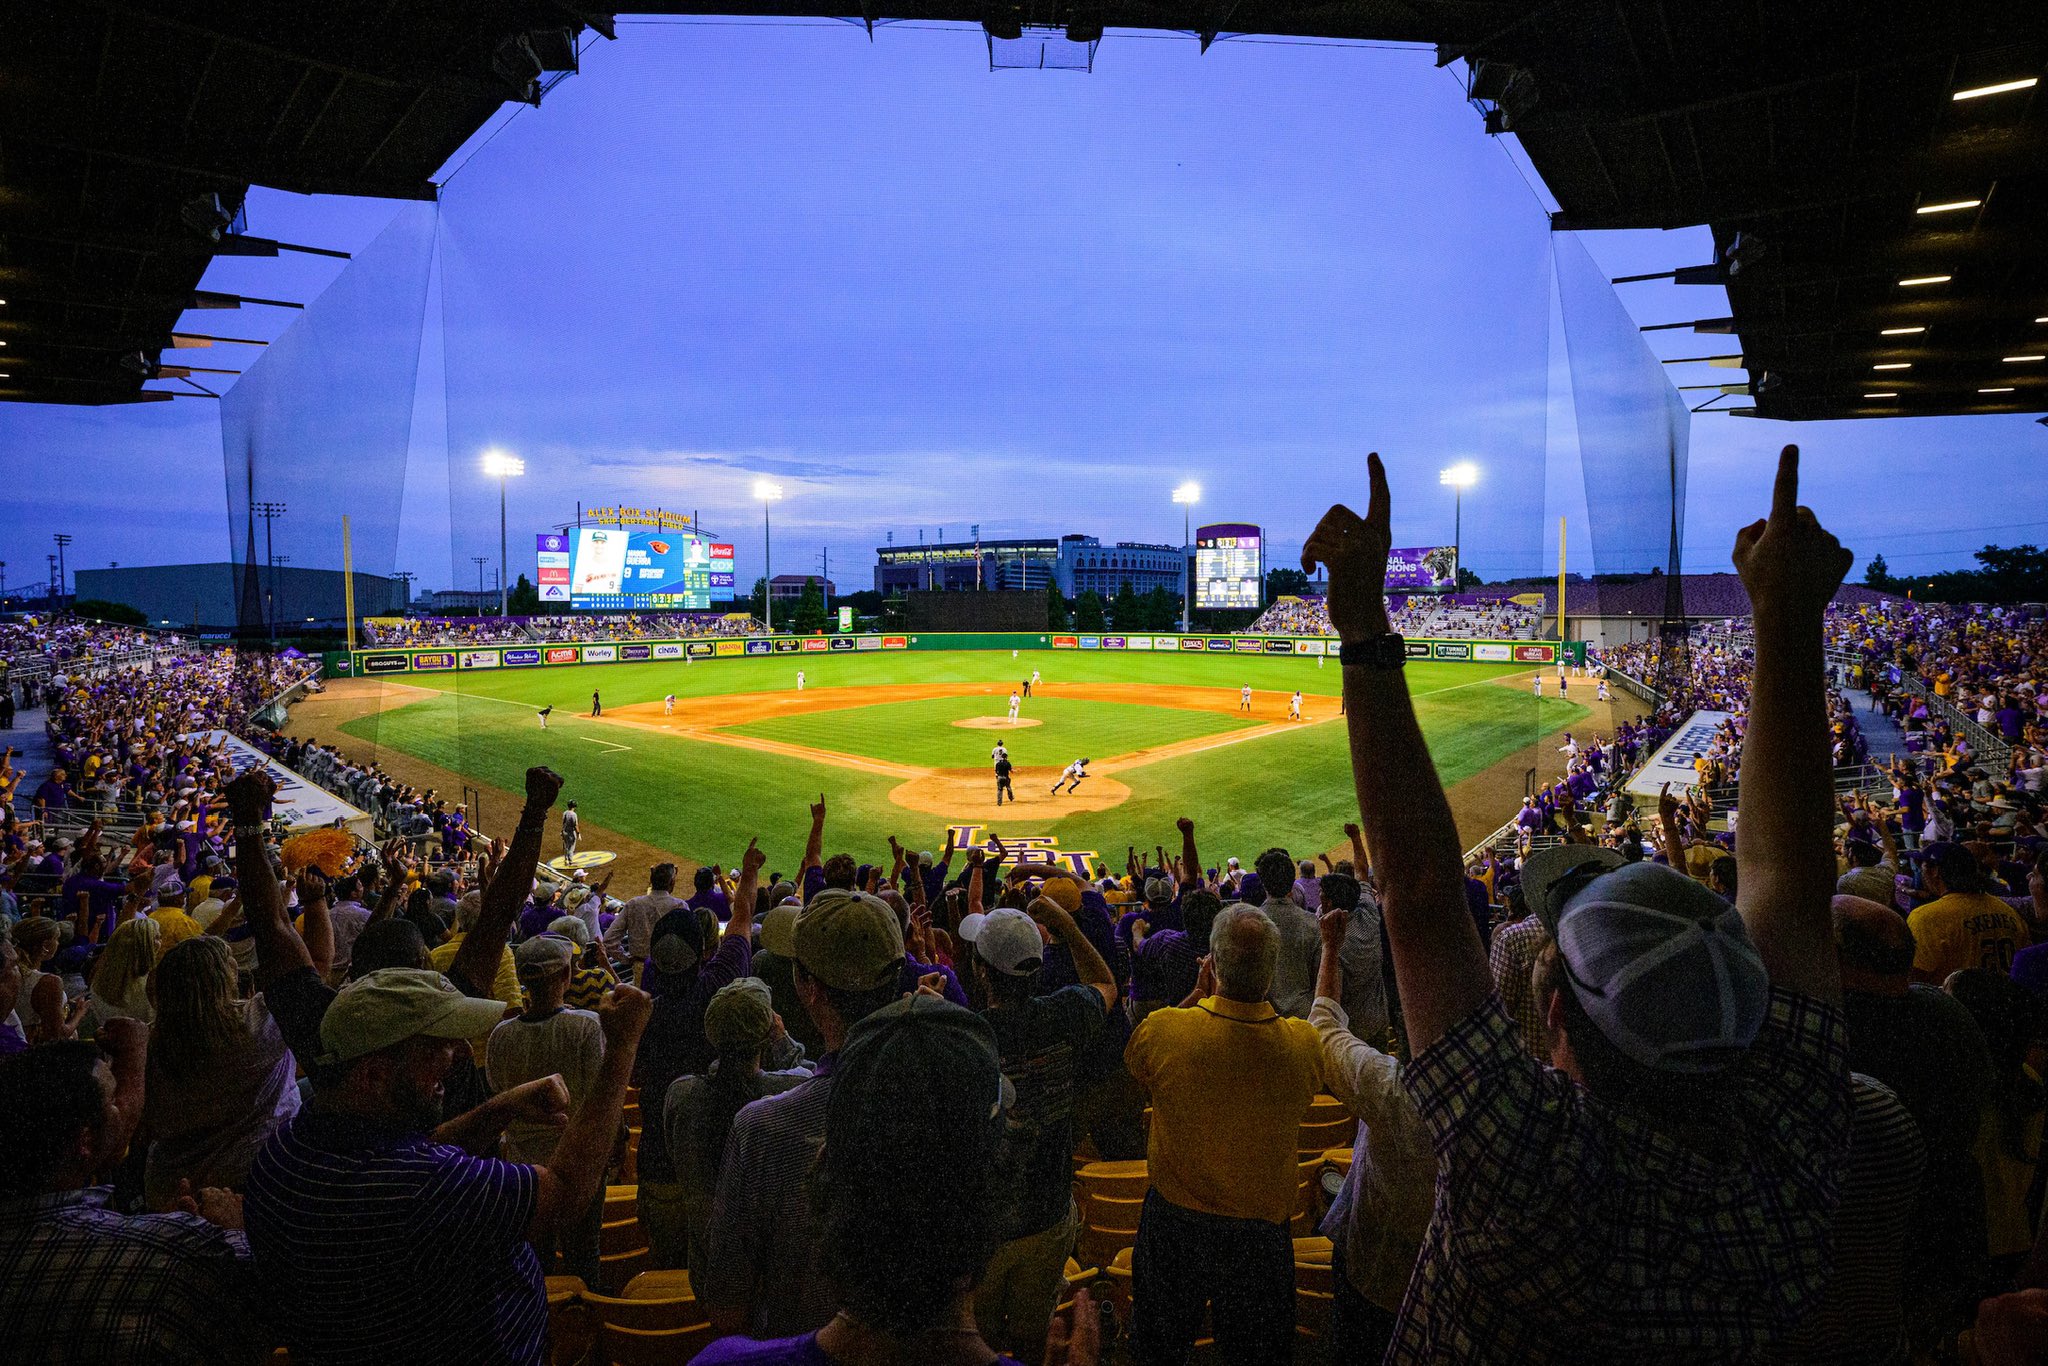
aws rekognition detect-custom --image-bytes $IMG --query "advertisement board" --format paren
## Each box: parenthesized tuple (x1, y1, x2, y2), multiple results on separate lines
(882, 636, 908, 649)
(504, 647, 541, 666)
(460, 650, 501, 669)
(802, 638, 829, 652)
(536, 533, 572, 603)
(1294, 639, 1326, 655)
(1052, 635, 1079, 649)
(1179, 637, 1205, 652)
(686, 641, 716, 658)
(716, 640, 744, 656)
(363, 653, 410, 674)
(745, 640, 774, 656)
(838, 605, 854, 632)
(1125, 635, 1152, 650)
(1404, 640, 1433, 659)
(190, 730, 374, 840)
(856, 636, 881, 650)
(1194, 523, 1263, 610)
(1260, 638, 1293, 654)
(1101, 635, 1126, 649)
(1626, 710, 1734, 798)
(828, 637, 857, 651)
(411, 652, 456, 671)
(1386, 546, 1458, 592)
(1513, 644, 1556, 664)
(652, 642, 684, 658)
(621, 644, 652, 660)
(544, 647, 580, 664)
(1433, 642, 1472, 660)
(1206, 638, 1234, 652)
(772, 638, 801, 653)
(1079, 636, 1101, 649)
(582, 645, 617, 662)
(1473, 642, 1512, 661)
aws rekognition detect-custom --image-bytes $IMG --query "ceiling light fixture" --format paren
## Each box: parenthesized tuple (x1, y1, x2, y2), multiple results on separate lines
(1952, 77, 2040, 101)
(1899, 275, 1952, 287)
(1864, 392, 1898, 398)
(1872, 362, 1912, 370)
(1880, 326, 1926, 335)
(1916, 199, 1983, 214)
(1979, 386, 2016, 394)
(2001, 354, 2045, 363)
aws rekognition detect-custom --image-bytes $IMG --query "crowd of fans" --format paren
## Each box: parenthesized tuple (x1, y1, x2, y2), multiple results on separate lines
(364, 613, 766, 648)
(1248, 595, 1540, 640)
(0, 617, 178, 674)
(9, 451, 2048, 1366)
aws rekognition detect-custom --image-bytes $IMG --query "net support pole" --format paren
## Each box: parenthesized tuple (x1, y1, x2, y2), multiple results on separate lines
(1556, 517, 1567, 648)
(343, 515, 356, 653)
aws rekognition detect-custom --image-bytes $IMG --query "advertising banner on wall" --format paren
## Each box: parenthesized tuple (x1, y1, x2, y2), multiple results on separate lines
(544, 647, 580, 665)
(745, 640, 774, 656)
(652, 643, 685, 658)
(411, 652, 456, 671)
(504, 648, 541, 666)
(621, 644, 652, 660)
(856, 636, 881, 650)
(1626, 711, 1734, 798)
(582, 645, 617, 662)
(192, 730, 374, 840)
(363, 653, 409, 674)
(686, 642, 716, 658)
(460, 650, 501, 669)
(1473, 642, 1512, 661)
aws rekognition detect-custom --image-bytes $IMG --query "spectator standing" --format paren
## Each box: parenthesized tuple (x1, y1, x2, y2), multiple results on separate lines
(606, 861, 686, 967)
(1255, 846, 1319, 1018)
(1908, 843, 2030, 981)
(1124, 905, 1323, 1364)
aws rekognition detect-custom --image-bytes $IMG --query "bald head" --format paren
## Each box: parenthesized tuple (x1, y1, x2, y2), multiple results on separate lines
(1833, 894, 1914, 993)
(1211, 906, 1278, 1002)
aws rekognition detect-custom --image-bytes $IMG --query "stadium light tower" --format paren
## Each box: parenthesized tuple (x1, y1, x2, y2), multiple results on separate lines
(481, 449, 525, 617)
(1172, 481, 1200, 631)
(753, 479, 785, 631)
(1439, 462, 1479, 587)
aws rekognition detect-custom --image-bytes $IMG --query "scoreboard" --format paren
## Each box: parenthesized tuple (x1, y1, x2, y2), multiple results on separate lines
(1194, 523, 1263, 610)
(537, 526, 734, 611)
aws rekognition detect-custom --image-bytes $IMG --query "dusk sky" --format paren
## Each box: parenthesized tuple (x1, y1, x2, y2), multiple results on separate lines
(7, 24, 2042, 603)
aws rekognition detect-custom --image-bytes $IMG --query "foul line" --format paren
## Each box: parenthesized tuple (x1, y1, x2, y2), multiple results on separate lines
(577, 736, 632, 753)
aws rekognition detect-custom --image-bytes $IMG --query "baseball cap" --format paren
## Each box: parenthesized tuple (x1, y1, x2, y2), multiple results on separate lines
(760, 903, 799, 958)
(316, 968, 507, 1067)
(649, 907, 703, 975)
(832, 995, 1010, 1147)
(793, 887, 904, 991)
(704, 977, 776, 1050)
(516, 935, 576, 981)
(1522, 844, 1768, 1074)
(956, 911, 988, 944)
(1143, 877, 1174, 906)
(155, 878, 186, 901)
(547, 914, 594, 948)
(1037, 877, 1082, 914)
(967, 908, 1045, 977)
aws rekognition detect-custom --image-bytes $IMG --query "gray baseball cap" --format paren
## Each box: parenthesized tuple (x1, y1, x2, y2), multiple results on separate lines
(964, 907, 1045, 977)
(793, 887, 904, 991)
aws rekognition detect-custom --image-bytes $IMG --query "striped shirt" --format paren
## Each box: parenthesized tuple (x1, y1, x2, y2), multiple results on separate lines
(0, 1187, 266, 1365)
(1392, 989, 1853, 1365)
(699, 1057, 839, 1338)
(245, 1109, 545, 1366)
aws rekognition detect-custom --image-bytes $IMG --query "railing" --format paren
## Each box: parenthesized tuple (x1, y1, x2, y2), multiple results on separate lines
(1892, 671, 2012, 765)
(1700, 760, 1893, 810)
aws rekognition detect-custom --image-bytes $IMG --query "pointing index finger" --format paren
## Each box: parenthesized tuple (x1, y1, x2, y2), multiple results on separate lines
(1770, 444, 1799, 522)
(1366, 452, 1390, 538)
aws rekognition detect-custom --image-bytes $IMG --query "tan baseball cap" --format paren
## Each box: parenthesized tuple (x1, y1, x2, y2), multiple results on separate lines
(760, 903, 800, 958)
(316, 968, 508, 1067)
(793, 888, 904, 991)
(704, 977, 776, 1050)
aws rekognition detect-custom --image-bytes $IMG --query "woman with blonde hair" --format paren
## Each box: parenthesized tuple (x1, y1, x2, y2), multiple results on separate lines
(141, 934, 299, 1208)
(85, 915, 161, 1032)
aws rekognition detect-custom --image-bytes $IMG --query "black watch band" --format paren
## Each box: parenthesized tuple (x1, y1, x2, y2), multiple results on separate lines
(1338, 634, 1407, 669)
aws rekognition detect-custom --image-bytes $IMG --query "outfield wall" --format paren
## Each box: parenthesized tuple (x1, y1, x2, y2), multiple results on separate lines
(326, 632, 1585, 679)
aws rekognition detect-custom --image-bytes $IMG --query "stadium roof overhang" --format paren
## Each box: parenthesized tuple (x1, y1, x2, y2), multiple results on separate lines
(3, 1, 2043, 421)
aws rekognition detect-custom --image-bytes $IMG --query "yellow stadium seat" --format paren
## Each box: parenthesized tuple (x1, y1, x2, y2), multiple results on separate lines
(1297, 1115, 1357, 1157)
(594, 1321, 717, 1366)
(1077, 1190, 1144, 1269)
(602, 1185, 638, 1222)
(599, 1218, 647, 1256)
(620, 1269, 693, 1301)
(1074, 1158, 1149, 1202)
(1305, 1093, 1348, 1123)
(1322, 1147, 1354, 1176)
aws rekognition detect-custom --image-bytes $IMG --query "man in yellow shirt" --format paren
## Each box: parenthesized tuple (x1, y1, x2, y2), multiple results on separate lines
(147, 879, 205, 953)
(1125, 905, 1323, 1364)
(1907, 844, 2029, 982)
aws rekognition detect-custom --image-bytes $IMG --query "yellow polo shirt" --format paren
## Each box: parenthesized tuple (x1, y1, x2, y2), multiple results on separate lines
(1126, 994, 1323, 1224)
(1907, 892, 2029, 980)
(149, 906, 205, 955)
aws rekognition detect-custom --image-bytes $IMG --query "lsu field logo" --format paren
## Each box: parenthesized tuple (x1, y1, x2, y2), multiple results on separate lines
(945, 825, 1100, 879)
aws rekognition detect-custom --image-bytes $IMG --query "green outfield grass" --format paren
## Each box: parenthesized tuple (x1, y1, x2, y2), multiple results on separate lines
(332, 653, 1586, 870)
(725, 695, 1254, 768)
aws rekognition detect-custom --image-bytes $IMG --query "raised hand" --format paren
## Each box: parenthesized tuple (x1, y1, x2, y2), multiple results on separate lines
(1317, 906, 1350, 952)
(497, 1075, 572, 1129)
(524, 766, 565, 808)
(1300, 452, 1394, 641)
(741, 836, 767, 877)
(1175, 816, 1194, 835)
(810, 794, 827, 823)
(224, 769, 275, 823)
(598, 983, 654, 1048)
(1731, 445, 1853, 622)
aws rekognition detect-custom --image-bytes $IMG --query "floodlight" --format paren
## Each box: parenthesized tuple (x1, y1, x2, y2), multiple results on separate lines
(753, 479, 784, 502)
(1439, 462, 1480, 489)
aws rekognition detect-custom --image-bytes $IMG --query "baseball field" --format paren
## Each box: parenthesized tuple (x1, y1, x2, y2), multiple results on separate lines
(288, 650, 1619, 880)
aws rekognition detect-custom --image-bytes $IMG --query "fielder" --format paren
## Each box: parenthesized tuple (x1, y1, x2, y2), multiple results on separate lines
(536, 704, 553, 730)
(796, 669, 806, 691)
(1289, 690, 1303, 721)
(1007, 690, 1021, 722)
(1532, 675, 1543, 698)
(1597, 679, 1610, 702)
(663, 692, 676, 715)
(1240, 684, 1253, 713)
(1050, 757, 1090, 795)
(1030, 668, 1041, 688)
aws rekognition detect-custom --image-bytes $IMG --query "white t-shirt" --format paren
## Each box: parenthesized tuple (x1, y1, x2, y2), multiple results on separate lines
(486, 1007, 606, 1164)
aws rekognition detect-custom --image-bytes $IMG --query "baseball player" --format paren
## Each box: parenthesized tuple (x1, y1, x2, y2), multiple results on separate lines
(1532, 674, 1543, 698)
(590, 689, 602, 717)
(1050, 757, 1090, 795)
(991, 741, 1010, 764)
(1030, 668, 1041, 688)
(663, 692, 676, 715)
(1289, 690, 1303, 721)
(536, 704, 553, 730)
(796, 669, 806, 691)
(1239, 684, 1253, 713)
(994, 749, 1015, 805)
(1007, 690, 1021, 722)
(1558, 673, 1570, 700)
(1597, 678, 1610, 702)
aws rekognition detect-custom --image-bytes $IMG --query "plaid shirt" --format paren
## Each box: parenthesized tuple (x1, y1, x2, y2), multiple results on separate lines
(1393, 989, 1852, 1364)
(0, 1187, 266, 1365)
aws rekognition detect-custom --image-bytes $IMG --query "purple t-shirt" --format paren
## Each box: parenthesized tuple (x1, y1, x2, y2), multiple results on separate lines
(695, 1334, 1024, 1366)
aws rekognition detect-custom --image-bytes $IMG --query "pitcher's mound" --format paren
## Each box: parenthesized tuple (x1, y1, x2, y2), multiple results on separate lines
(890, 768, 1129, 821)
(954, 716, 1043, 730)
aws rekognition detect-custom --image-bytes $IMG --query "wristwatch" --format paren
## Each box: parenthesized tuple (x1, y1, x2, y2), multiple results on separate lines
(1338, 634, 1407, 669)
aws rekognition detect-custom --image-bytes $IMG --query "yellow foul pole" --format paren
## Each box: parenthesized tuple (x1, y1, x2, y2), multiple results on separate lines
(1557, 517, 1567, 654)
(342, 515, 356, 654)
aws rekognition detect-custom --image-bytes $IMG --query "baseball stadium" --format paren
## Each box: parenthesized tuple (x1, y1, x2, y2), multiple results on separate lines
(5, 5, 2047, 1366)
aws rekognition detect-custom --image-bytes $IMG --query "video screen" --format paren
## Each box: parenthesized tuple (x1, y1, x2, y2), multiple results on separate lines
(542, 528, 735, 610)
(1195, 525, 1262, 610)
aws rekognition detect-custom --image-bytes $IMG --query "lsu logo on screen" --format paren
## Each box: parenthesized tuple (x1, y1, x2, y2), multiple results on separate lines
(716, 641, 745, 657)
(802, 638, 829, 652)
(545, 647, 580, 665)
(1404, 640, 1433, 659)
(459, 650, 501, 670)
(1261, 639, 1293, 655)
(621, 644, 653, 661)
(686, 642, 716, 658)
(1078, 636, 1100, 650)
(410, 653, 456, 671)
(771, 638, 801, 654)
(881, 636, 908, 650)
(503, 648, 542, 666)
(1513, 644, 1556, 663)
(652, 642, 685, 659)
(1100, 636, 1127, 650)
(745, 640, 775, 656)
(856, 636, 881, 651)
(828, 637, 857, 651)
(1179, 637, 1206, 652)
(583, 645, 617, 663)
(362, 653, 411, 675)
(1473, 643, 1512, 662)
(1433, 643, 1472, 660)
(1052, 635, 1079, 649)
